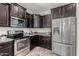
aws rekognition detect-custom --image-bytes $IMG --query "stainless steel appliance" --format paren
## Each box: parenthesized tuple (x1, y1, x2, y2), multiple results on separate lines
(52, 17, 76, 56)
(11, 16, 25, 27)
(14, 38, 30, 56)
(7, 30, 23, 38)
(7, 30, 30, 56)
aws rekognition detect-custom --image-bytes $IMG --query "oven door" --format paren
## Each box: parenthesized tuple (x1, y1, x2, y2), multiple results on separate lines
(14, 38, 30, 55)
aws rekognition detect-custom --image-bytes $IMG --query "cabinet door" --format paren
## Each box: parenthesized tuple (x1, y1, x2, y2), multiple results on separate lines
(40, 36, 51, 50)
(26, 14, 33, 28)
(18, 6, 26, 19)
(0, 41, 13, 56)
(34, 15, 40, 28)
(43, 16, 47, 28)
(30, 15, 34, 28)
(0, 41, 13, 50)
(44, 37, 51, 49)
(62, 3, 76, 17)
(47, 15, 51, 27)
(10, 4, 19, 17)
(46, 15, 51, 28)
(39, 16, 43, 28)
(18, 6, 23, 18)
(0, 4, 9, 27)
(38, 36, 43, 46)
(51, 7, 61, 19)
(42, 15, 51, 28)
(0, 46, 13, 56)
(30, 36, 38, 46)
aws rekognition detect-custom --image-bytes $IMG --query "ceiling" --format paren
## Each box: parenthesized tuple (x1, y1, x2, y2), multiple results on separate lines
(18, 3, 69, 14)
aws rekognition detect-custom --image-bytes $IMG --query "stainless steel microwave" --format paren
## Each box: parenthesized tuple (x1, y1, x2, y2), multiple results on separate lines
(10, 16, 25, 28)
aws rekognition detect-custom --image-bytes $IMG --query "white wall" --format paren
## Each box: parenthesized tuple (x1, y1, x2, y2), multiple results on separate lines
(77, 3, 79, 56)
(0, 27, 51, 35)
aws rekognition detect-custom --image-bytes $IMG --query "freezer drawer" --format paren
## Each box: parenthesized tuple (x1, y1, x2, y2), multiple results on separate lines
(52, 42, 75, 56)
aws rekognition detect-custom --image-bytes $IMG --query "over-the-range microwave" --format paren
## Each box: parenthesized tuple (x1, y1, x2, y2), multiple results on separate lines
(10, 16, 25, 28)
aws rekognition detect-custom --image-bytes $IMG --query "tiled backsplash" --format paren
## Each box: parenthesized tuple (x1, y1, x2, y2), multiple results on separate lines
(0, 27, 51, 35)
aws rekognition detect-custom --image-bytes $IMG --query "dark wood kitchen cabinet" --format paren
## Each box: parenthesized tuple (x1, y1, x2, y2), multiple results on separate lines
(30, 35, 51, 50)
(51, 3, 76, 19)
(33, 14, 44, 28)
(18, 6, 26, 19)
(0, 3, 9, 27)
(42, 14, 51, 28)
(26, 13, 34, 28)
(33, 14, 40, 28)
(62, 3, 76, 17)
(0, 41, 14, 56)
(10, 4, 19, 17)
(39, 36, 51, 50)
(26, 14, 44, 28)
(30, 35, 39, 46)
(10, 3, 26, 19)
(30, 35, 39, 50)
(0, 46, 13, 56)
(51, 7, 61, 19)
(39, 16, 43, 28)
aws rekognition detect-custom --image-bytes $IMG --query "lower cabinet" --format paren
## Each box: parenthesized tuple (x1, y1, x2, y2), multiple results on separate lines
(39, 36, 51, 50)
(0, 41, 13, 56)
(0, 46, 13, 56)
(30, 36, 39, 46)
(30, 35, 51, 50)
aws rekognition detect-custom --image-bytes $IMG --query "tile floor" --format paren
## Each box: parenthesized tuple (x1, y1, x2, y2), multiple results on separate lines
(26, 46, 53, 56)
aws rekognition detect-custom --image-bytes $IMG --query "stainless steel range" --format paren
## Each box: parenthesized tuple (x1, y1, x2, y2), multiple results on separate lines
(14, 38, 30, 56)
(7, 30, 30, 56)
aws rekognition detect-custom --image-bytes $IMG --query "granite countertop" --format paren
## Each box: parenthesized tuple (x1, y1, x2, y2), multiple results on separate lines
(0, 38, 14, 43)
(24, 32, 51, 37)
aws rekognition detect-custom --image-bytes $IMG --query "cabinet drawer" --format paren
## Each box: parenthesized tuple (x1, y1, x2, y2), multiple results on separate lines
(0, 41, 13, 50)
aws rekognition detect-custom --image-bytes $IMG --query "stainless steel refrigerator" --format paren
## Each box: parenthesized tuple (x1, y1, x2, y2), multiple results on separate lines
(52, 17, 76, 56)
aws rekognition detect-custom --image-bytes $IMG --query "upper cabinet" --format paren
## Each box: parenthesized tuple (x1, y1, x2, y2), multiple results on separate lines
(0, 3, 76, 28)
(10, 3, 26, 19)
(32, 14, 51, 28)
(33, 15, 40, 28)
(26, 13, 34, 28)
(18, 6, 26, 19)
(62, 3, 76, 17)
(42, 14, 51, 28)
(39, 16, 43, 28)
(0, 4, 9, 27)
(51, 7, 61, 19)
(10, 4, 19, 17)
(51, 3, 76, 19)
(0, 3, 26, 27)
